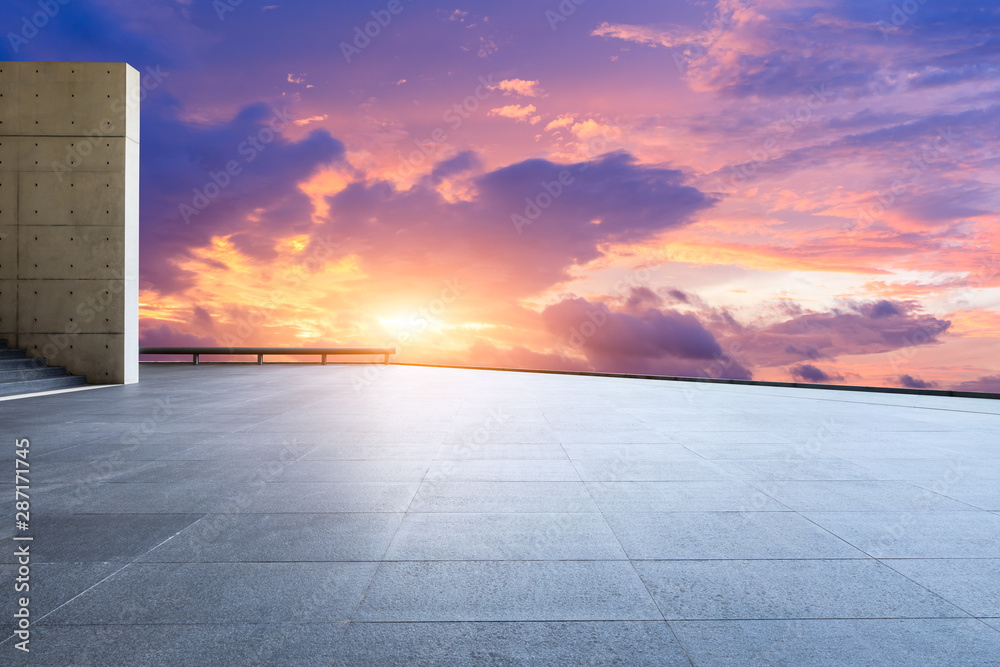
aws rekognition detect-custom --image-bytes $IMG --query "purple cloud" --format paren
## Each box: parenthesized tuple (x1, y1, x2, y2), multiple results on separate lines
(140, 102, 345, 294)
(540, 292, 751, 379)
(735, 299, 951, 367)
(899, 374, 936, 389)
(314, 151, 714, 300)
(954, 374, 1000, 393)
(790, 364, 843, 384)
(139, 323, 217, 347)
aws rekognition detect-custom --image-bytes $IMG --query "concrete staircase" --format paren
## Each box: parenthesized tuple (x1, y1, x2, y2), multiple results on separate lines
(0, 340, 88, 397)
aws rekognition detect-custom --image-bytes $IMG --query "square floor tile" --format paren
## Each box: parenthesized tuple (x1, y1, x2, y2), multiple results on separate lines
(409, 481, 599, 513)
(670, 619, 1000, 666)
(805, 511, 1000, 558)
(333, 621, 688, 666)
(881, 559, 1000, 617)
(384, 513, 626, 560)
(588, 481, 788, 512)
(355, 561, 662, 622)
(605, 511, 864, 559)
(43, 562, 378, 625)
(140, 513, 404, 562)
(635, 559, 968, 620)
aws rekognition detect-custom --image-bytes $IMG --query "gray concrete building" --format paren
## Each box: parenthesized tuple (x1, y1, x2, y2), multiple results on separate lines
(0, 62, 139, 384)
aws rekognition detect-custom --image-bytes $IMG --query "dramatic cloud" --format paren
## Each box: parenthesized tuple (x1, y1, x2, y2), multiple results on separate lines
(725, 300, 952, 369)
(140, 101, 345, 294)
(539, 292, 752, 379)
(315, 151, 715, 301)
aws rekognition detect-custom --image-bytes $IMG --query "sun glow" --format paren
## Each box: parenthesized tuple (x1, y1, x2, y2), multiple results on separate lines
(377, 316, 447, 336)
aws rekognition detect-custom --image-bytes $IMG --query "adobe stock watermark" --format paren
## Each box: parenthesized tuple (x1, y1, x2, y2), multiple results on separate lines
(670, 0, 750, 74)
(51, 65, 170, 181)
(712, 83, 832, 197)
(352, 277, 466, 393)
(28, 272, 126, 366)
(875, 458, 967, 553)
(885, 319, 951, 375)
(64, 398, 175, 511)
(6, 0, 70, 54)
(885, 253, 997, 375)
(563, 265, 664, 350)
(393, 74, 497, 180)
(700, 332, 760, 381)
(533, 446, 639, 550)
(877, 0, 930, 40)
(12, 438, 32, 653)
(340, 0, 413, 63)
(511, 121, 619, 233)
(161, 435, 312, 564)
(179, 106, 294, 224)
(545, 0, 586, 31)
(410, 408, 512, 504)
(214, 236, 341, 348)
(737, 416, 840, 513)
(951, 254, 1000, 309)
(551, 259, 765, 407)
(213, 0, 245, 21)
(850, 127, 957, 238)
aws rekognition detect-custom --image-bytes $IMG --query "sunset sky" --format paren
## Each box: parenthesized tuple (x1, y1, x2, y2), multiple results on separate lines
(5, 0, 999, 390)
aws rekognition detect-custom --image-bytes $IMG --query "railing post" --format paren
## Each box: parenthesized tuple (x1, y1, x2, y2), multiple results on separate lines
(193, 353, 199, 365)
(257, 354, 264, 365)
(322, 354, 327, 365)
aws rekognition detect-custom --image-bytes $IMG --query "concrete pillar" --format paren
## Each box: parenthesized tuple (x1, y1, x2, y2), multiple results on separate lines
(0, 62, 139, 384)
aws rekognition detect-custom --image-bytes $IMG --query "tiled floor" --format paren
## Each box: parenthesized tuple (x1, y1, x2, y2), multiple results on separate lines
(1, 363, 999, 665)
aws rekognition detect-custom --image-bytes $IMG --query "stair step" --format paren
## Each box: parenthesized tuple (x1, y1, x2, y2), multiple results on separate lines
(0, 357, 47, 371)
(0, 344, 88, 397)
(0, 375, 88, 397)
(0, 366, 70, 383)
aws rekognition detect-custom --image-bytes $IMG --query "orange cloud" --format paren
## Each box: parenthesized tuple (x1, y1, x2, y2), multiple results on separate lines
(658, 236, 892, 275)
(943, 309, 1000, 336)
(545, 114, 575, 131)
(489, 104, 540, 124)
(492, 78, 543, 97)
(298, 167, 350, 221)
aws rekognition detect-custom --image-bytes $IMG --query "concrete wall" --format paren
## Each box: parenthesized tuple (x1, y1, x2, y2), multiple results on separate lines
(0, 62, 139, 384)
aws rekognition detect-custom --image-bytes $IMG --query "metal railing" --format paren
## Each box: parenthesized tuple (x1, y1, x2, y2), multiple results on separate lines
(139, 347, 396, 365)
